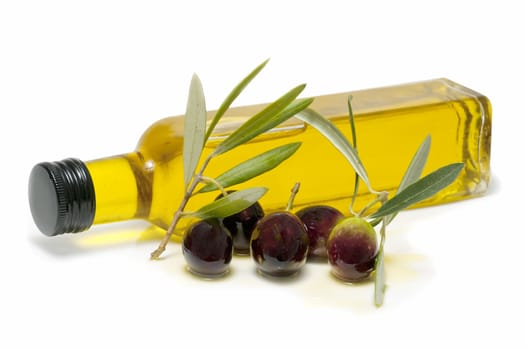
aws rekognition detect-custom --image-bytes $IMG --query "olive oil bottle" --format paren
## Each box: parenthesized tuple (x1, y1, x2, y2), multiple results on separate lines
(28, 78, 491, 237)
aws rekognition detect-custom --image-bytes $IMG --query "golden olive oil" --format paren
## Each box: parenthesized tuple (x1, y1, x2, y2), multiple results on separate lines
(79, 78, 491, 235)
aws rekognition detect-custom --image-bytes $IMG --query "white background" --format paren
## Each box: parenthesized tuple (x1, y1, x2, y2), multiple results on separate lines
(1, 0, 525, 349)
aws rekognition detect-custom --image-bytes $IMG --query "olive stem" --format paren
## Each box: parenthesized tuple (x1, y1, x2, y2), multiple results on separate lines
(199, 175, 228, 197)
(285, 182, 300, 212)
(349, 202, 359, 217)
(358, 191, 388, 217)
(150, 154, 214, 259)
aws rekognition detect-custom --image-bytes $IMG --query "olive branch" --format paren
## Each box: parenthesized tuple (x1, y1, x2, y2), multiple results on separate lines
(296, 106, 463, 307)
(151, 59, 312, 259)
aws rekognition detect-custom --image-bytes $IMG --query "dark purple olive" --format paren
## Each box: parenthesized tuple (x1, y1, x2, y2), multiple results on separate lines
(327, 217, 378, 282)
(182, 218, 233, 278)
(296, 205, 344, 259)
(250, 212, 309, 277)
(216, 191, 264, 255)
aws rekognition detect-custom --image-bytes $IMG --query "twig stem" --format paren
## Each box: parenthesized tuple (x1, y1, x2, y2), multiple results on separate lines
(357, 191, 388, 217)
(285, 182, 300, 211)
(150, 154, 214, 259)
(199, 176, 228, 197)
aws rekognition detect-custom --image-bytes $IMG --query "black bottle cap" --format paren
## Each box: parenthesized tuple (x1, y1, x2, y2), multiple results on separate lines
(28, 158, 96, 236)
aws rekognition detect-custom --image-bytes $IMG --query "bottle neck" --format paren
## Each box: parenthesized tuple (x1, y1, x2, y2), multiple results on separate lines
(85, 152, 151, 225)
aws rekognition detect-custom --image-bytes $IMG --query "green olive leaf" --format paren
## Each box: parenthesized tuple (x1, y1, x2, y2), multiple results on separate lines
(204, 59, 269, 142)
(183, 74, 207, 188)
(374, 218, 387, 307)
(347, 96, 360, 210)
(193, 187, 268, 219)
(374, 246, 386, 307)
(348, 96, 358, 148)
(198, 142, 301, 193)
(385, 135, 431, 224)
(212, 85, 311, 156)
(370, 162, 464, 219)
(296, 108, 372, 192)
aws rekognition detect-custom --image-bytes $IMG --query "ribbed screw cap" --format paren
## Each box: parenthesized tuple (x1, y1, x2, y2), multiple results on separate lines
(28, 158, 95, 236)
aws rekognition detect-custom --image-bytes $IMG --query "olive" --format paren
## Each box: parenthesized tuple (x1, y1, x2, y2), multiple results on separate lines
(182, 218, 233, 278)
(296, 205, 344, 259)
(250, 211, 309, 277)
(216, 191, 264, 255)
(327, 217, 378, 282)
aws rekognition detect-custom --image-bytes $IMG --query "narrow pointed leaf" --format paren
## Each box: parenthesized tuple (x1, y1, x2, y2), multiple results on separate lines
(374, 218, 387, 307)
(205, 59, 269, 142)
(374, 248, 386, 307)
(386, 135, 431, 224)
(370, 163, 464, 219)
(194, 187, 268, 219)
(212, 84, 310, 156)
(198, 142, 301, 193)
(183, 74, 207, 188)
(348, 96, 358, 148)
(296, 108, 372, 191)
(348, 96, 360, 209)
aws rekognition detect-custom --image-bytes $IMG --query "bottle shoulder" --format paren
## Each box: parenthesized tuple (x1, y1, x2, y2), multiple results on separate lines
(136, 116, 184, 160)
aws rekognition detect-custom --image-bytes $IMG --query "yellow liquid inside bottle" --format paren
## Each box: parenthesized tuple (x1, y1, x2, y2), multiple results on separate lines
(84, 78, 491, 236)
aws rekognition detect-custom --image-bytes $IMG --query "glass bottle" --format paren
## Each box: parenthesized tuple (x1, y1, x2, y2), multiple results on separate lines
(28, 78, 491, 237)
